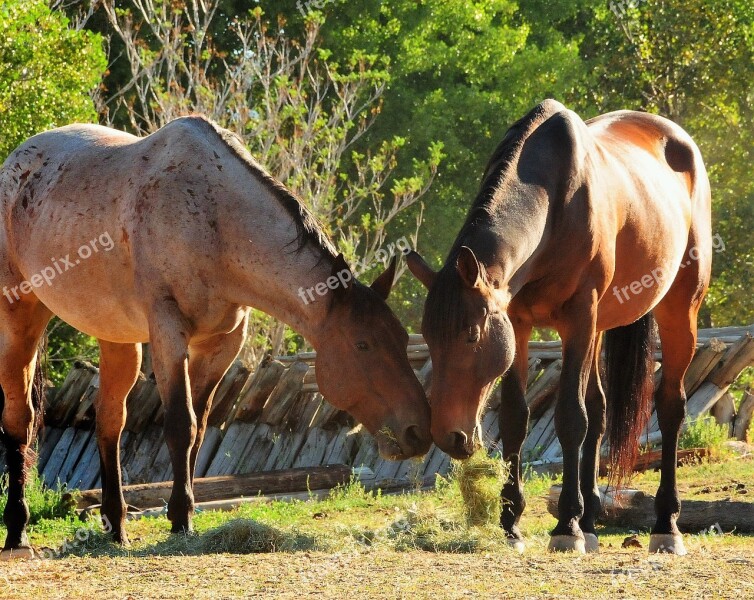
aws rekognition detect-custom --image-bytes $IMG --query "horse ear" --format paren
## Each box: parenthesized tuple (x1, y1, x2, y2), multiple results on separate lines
(370, 255, 397, 300)
(332, 254, 354, 300)
(456, 246, 483, 289)
(406, 250, 437, 289)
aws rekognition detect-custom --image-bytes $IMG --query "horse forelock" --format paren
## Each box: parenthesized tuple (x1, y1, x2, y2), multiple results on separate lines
(185, 115, 337, 258)
(423, 260, 466, 345)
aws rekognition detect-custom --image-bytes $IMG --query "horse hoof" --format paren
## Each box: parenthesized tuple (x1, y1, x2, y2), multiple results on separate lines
(507, 538, 526, 553)
(547, 535, 586, 554)
(584, 533, 599, 553)
(649, 533, 687, 556)
(0, 546, 35, 561)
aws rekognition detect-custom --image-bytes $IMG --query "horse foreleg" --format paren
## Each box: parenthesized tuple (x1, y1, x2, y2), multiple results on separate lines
(578, 338, 606, 553)
(148, 303, 195, 534)
(548, 297, 598, 553)
(498, 321, 530, 552)
(96, 341, 141, 544)
(187, 313, 248, 483)
(0, 309, 49, 560)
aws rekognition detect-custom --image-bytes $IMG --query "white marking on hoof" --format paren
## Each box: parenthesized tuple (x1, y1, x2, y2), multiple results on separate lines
(507, 538, 526, 553)
(584, 533, 599, 553)
(649, 533, 687, 556)
(548, 535, 586, 554)
(0, 547, 35, 561)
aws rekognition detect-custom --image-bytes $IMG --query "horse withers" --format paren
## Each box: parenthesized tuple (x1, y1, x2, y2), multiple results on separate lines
(408, 100, 711, 555)
(0, 116, 431, 558)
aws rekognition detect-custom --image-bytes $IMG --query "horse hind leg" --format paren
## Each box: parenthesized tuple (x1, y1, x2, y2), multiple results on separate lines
(187, 313, 247, 484)
(96, 340, 141, 545)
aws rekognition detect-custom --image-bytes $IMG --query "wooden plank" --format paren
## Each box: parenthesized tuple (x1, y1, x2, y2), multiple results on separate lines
(36, 426, 65, 473)
(308, 398, 341, 430)
(323, 427, 356, 465)
(292, 427, 334, 468)
(522, 405, 555, 459)
(149, 440, 173, 483)
(236, 423, 276, 473)
(54, 428, 93, 489)
(525, 360, 561, 419)
(67, 436, 100, 490)
(124, 375, 162, 433)
(41, 428, 77, 488)
(259, 361, 309, 426)
(47, 364, 98, 428)
(123, 425, 163, 483)
(194, 426, 223, 478)
(734, 390, 754, 442)
(264, 432, 306, 471)
(205, 422, 253, 477)
(208, 361, 251, 427)
(707, 333, 754, 388)
(78, 465, 353, 510)
(710, 392, 736, 436)
(683, 338, 728, 396)
(233, 359, 286, 423)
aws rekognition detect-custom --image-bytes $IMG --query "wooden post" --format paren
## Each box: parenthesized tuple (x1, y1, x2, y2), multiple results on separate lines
(733, 389, 754, 442)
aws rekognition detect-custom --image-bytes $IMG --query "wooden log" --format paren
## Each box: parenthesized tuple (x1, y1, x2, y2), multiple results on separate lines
(522, 405, 555, 459)
(263, 431, 307, 471)
(149, 441, 173, 483)
(205, 422, 254, 477)
(208, 361, 251, 427)
(46, 363, 98, 427)
(733, 390, 754, 442)
(124, 374, 162, 433)
(526, 357, 543, 388)
(232, 359, 286, 423)
(417, 357, 433, 390)
(236, 423, 276, 473)
(259, 361, 309, 425)
(36, 426, 65, 473)
(308, 397, 341, 430)
(548, 485, 754, 533)
(123, 425, 163, 483)
(683, 338, 728, 396)
(67, 436, 101, 490)
(72, 374, 100, 429)
(78, 465, 353, 510)
(706, 332, 754, 388)
(525, 360, 561, 420)
(351, 432, 380, 471)
(710, 392, 737, 436)
(194, 426, 223, 478)
(292, 427, 335, 469)
(54, 428, 93, 489)
(41, 428, 77, 488)
(323, 427, 356, 465)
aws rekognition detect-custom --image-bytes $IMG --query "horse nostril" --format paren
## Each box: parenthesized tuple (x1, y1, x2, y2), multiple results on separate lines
(404, 424, 428, 450)
(449, 430, 468, 452)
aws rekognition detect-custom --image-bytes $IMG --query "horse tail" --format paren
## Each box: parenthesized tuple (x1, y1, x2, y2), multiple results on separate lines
(604, 312, 656, 488)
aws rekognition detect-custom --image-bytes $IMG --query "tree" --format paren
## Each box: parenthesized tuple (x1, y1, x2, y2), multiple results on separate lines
(0, 0, 106, 159)
(581, 0, 754, 326)
(98, 0, 441, 362)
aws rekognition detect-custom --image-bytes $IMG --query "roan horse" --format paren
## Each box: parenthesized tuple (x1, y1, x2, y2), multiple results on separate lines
(0, 115, 431, 558)
(407, 100, 710, 555)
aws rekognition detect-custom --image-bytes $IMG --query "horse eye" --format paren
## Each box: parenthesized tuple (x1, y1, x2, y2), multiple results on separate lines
(467, 326, 480, 344)
(355, 341, 369, 351)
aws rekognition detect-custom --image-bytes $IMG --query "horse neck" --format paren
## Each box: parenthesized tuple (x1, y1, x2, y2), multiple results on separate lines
(452, 187, 551, 296)
(221, 193, 337, 349)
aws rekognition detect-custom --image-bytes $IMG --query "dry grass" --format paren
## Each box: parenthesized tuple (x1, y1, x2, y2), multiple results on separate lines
(452, 450, 508, 527)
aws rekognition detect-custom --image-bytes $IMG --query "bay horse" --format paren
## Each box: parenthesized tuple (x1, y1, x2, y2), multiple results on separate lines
(407, 100, 711, 555)
(0, 115, 431, 558)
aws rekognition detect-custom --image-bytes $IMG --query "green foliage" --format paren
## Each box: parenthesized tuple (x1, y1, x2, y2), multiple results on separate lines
(0, 0, 106, 160)
(0, 467, 78, 525)
(45, 319, 99, 386)
(679, 416, 729, 452)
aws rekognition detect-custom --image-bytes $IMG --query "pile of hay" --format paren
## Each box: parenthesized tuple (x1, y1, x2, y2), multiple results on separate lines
(198, 519, 286, 554)
(452, 450, 508, 527)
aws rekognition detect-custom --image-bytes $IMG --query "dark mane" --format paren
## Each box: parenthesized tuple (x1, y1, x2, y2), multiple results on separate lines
(188, 115, 337, 257)
(424, 100, 564, 343)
